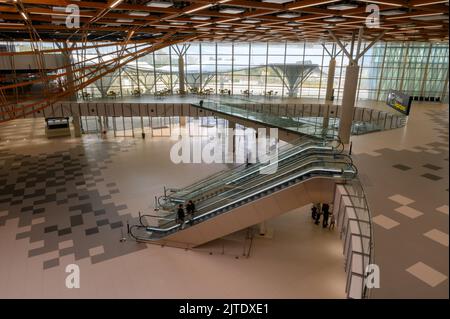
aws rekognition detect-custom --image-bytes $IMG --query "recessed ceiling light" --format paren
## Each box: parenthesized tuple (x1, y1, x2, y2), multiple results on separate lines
(234, 29, 247, 32)
(146, 1, 173, 8)
(241, 19, 260, 23)
(379, 9, 406, 16)
(129, 11, 150, 16)
(277, 13, 300, 19)
(190, 16, 211, 20)
(170, 22, 187, 25)
(219, 8, 246, 14)
(216, 24, 231, 28)
(256, 26, 270, 30)
(327, 3, 358, 10)
(323, 16, 346, 22)
(262, 0, 293, 3)
(116, 19, 134, 23)
(155, 25, 170, 29)
(286, 22, 301, 26)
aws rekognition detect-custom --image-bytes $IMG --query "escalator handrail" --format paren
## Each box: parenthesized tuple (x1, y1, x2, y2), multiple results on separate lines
(166, 143, 334, 202)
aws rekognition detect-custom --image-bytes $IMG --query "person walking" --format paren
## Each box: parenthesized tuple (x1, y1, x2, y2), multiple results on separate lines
(186, 200, 196, 225)
(322, 203, 330, 228)
(177, 204, 185, 229)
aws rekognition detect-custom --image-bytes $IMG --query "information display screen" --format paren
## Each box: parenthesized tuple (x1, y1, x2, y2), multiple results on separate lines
(386, 90, 412, 116)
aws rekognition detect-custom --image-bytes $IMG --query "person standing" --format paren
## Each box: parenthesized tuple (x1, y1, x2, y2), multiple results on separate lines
(322, 203, 330, 228)
(186, 200, 196, 225)
(177, 204, 185, 229)
(311, 205, 317, 220)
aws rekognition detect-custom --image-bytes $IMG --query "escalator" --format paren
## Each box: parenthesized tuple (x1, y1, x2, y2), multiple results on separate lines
(158, 136, 343, 209)
(129, 137, 356, 248)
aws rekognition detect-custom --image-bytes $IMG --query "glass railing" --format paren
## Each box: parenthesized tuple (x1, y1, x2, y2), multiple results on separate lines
(198, 100, 338, 140)
(341, 178, 374, 299)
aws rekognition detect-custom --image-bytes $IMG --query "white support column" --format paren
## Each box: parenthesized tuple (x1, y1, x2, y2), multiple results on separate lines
(73, 116, 81, 137)
(323, 57, 336, 130)
(339, 64, 359, 144)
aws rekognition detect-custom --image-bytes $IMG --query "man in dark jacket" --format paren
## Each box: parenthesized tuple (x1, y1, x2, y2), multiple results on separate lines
(186, 200, 196, 225)
(177, 204, 185, 229)
(322, 203, 330, 228)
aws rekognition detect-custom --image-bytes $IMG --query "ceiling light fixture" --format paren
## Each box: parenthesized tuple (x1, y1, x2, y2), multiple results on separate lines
(129, 11, 150, 16)
(379, 9, 406, 16)
(116, 19, 134, 23)
(262, 0, 294, 3)
(190, 16, 211, 20)
(146, 1, 173, 8)
(219, 8, 245, 14)
(323, 16, 346, 22)
(327, 3, 359, 10)
(277, 13, 300, 18)
(241, 19, 260, 23)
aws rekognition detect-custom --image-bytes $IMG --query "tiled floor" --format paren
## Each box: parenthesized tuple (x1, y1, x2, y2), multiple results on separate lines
(352, 102, 449, 298)
(0, 99, 447, 298)
(0, 118, 346, 298)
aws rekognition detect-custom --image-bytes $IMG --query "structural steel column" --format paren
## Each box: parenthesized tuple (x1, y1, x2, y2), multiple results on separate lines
(178, 55, 186, 95)
(339, 64, 359, 144)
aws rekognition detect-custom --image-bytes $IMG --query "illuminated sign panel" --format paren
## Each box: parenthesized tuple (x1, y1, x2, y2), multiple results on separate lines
(386, 90, 412, 116)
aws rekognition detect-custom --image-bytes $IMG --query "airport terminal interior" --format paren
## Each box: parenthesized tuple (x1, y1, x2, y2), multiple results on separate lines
(0, 0, 448, 299)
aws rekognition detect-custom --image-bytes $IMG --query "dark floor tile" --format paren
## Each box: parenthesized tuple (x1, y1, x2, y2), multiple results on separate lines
(44, 225, 58, 233)
(110, 221, 123, 229)
(94, 209, 106, 216)
(85, 227, 99, 235)
(43, 258, 60, 269)
(393, 164, 412, 171)
(58, 228, 72, 236)
(421, 173, 443, 181)
(423, 163, 443, 170)
(96, 219, 109, 226)
(32, 207, 45, 215)
(70, 215, 83, 227)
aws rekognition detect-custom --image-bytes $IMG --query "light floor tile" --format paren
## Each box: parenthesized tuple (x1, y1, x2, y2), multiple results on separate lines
(406, 262, 448, 287)
(58, 240, 74, 250)
(372, 214, 400, 230)
(31, 217, 45, 225)
(88, 245, 104, 257)
(436, 205, 449, 215)
(423, 229, 449, 247)
(395, 205, 424, 219)
(388, 194, 415, 206)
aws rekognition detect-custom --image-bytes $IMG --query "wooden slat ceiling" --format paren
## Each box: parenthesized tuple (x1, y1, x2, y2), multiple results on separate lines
(0, 0, 448, 43)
